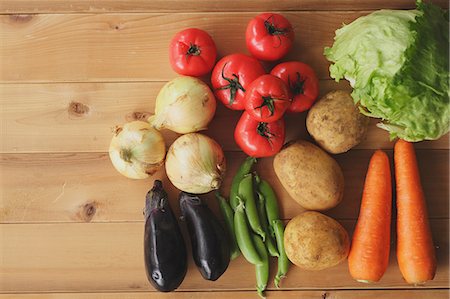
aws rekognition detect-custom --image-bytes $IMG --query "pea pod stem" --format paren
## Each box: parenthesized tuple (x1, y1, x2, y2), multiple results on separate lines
(215, 192, 240, 260)
(238, 174, 265, 241)
(256, 191, 279, 257)
(252, 234, 269, 299)
(273, 220, 290, 288)
(234, 199, 262, 265)
(230, 157, 256, 210)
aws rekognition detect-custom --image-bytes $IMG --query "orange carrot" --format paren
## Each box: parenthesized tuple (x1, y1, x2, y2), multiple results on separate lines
(348, 150, 392, 283)
(395, 139, 436, 284)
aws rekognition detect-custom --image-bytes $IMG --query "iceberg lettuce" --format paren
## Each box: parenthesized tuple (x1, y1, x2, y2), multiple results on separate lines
(324, 1, 449, 142)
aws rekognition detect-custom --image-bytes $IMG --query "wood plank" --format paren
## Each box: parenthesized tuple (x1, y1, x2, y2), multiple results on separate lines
(1, 0, 448, 13)
(0, 290, 448, 299)
(0, 220, 447, 292)
(0, 11, 370, 82)
(1, 81, 448, 153)
(1, 150, 448, 223)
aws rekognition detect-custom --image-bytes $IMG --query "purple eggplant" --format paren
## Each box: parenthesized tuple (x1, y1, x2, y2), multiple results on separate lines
(144, 180, 187, 292)
(179, 192, 230, 281)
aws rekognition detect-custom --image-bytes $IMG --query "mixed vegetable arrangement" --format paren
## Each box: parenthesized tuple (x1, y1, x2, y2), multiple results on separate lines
(108, 2, 448, 297)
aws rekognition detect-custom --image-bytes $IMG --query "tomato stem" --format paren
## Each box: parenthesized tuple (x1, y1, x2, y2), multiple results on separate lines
(216, 62, 246, 105)
(255, 96, 276, 117)
(257, 122, 275, 139)
(187, 43, 201, 56)
(256, 122, 276, 149)
(263, 15, 290, 48)
(264, 15, 289, 36)
(288, 72, 306, 95)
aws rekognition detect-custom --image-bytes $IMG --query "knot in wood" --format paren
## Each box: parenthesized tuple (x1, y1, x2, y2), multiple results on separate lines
(112, 23, 125, 31)
(81, 202, 97, 222)
(69, 101, 90, 117)
(125, 111, 151, 122)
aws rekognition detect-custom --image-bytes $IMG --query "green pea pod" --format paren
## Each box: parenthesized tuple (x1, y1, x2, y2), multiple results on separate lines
(252, 234, 269, 299)
(259, 179, 280, 232)
(230, 157, 256, 210)
(234, 200, 262, 265)
(256, 191, 279, 257)
(215, 192, 240, 260)
(273, 220, 290, 288)
(238, 174, 265, 241)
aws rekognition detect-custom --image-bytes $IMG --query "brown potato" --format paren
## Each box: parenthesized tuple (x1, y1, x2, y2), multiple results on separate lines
(284, 211, 350, 270)
(306, 90, 369, 154)
(273, 140, 344, 210)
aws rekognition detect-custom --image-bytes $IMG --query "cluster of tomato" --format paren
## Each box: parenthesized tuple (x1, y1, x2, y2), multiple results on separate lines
(168, 13, 319, 158)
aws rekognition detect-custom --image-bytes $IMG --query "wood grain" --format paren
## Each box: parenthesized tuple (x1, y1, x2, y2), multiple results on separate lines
(1, 0, 448, 296)
(0, 290, 448, 299)
(0, 11, 367, 82)
(0, 220, 448, 293)
(1, 150, 448, 223)
(1, 82, 448, 153)
(1, 0, 448, 13)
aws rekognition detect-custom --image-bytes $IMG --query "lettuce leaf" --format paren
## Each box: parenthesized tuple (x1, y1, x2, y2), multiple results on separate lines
(324, 2, 449, 141)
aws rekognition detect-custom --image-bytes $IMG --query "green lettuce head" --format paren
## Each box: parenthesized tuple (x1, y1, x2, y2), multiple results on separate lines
(324, 1, 449, 142)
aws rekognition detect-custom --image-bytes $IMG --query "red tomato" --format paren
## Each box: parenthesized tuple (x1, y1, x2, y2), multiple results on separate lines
(234, 111, 285, 158)
(271, 61, 319, 112)
(169, 28, 217, 76)
(244, 74, 291, 122)
(245, 13, 294, 61)
(211, 54, 266, 110)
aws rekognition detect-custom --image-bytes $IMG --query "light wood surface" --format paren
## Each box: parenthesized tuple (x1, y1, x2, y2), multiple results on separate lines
(0, 290, 449, 299)
(1, 81, 448, 153)
(0, 12, 383, 82)
(0, 220, 448, 292)
(0, 0, 448, 298)
(1, 150, 448, 223)
(0, 0, 448, 13)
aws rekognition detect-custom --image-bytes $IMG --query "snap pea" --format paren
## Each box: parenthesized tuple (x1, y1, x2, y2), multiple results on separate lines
(252, 234, 269, 299)
(256, 191, 279, 257)
(273, 220, 290, 288)
(258, 179, 280, 230)
(215, 192, 240, 260)
(234, 200, 262, 265)
(230, 157, 256, 210)
(238, 174, 265, 241)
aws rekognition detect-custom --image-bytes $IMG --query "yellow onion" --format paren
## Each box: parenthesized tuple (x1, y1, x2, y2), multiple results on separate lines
(149, 76, 216, 134)
(165, 133, 226, 194)
(109, 121, 166, 179)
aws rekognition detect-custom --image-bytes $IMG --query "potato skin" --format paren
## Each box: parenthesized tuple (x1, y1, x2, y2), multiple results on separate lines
(273, 140, 344, 210)
(306, 90, 369, 154)
(284, 211, 350, 270)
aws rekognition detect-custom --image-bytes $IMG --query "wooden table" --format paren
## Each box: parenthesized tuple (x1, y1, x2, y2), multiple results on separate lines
(1, 1, 449, 298)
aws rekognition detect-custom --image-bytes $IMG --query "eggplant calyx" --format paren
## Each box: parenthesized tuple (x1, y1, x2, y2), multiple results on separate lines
(144, 180, 168, 217)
